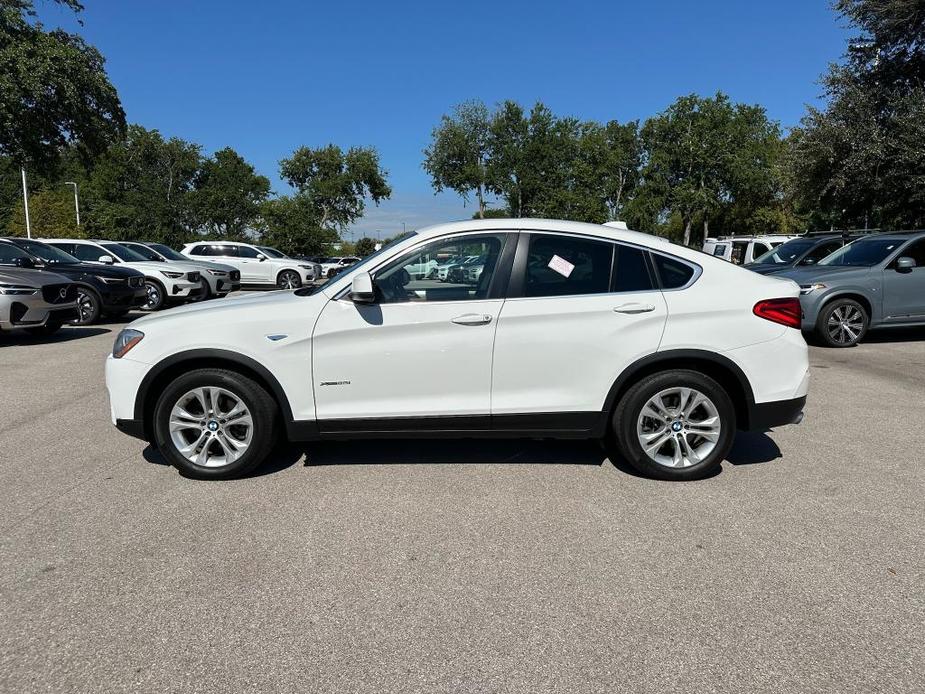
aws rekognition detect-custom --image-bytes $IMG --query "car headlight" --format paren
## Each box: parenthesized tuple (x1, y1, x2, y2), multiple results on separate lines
(799, 283, 827, 295)
(160, 270, 184, 279)
(0, 283, 38, 295)
(112, 329, 144, 358)
(94, 275, 126, 285)
(206, 269, 228, 276)
(299, 264, 315, 270)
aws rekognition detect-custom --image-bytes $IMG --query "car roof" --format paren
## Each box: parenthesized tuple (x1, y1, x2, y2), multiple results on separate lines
(413, 218, 672, 247)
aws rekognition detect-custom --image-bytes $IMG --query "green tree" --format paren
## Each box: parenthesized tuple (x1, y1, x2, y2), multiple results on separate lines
(78, 125, 201, 246)
(572, 120, 642, 223)
(279, 144, 391, 233)
(787, 0, 925, 229)
(354, 236, 376, 256)
(0, 0, 125, 173)
(192, 147, 270, 240)
(259, 195, 338, 256)
(423, 100, 492, 217)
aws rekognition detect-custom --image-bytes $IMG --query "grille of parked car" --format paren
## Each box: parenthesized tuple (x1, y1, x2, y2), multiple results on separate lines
(128, 276, 144, 288)
(42, 284, 78, 304)
(229, 270, 240, 281)
(187, 271, 201, 282)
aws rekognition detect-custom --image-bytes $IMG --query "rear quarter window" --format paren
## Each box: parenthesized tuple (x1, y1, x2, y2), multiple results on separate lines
(653, 254, 696, 289)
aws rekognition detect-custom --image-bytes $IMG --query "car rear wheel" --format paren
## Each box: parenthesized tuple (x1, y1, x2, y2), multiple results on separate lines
(153, 368, 278, 480)
(277, 270, 301, 290)
(142, 279, 166, 311)
(815, 298, 868, 347)
(610, 370, 736, 481)
(72, 287, 102, 325)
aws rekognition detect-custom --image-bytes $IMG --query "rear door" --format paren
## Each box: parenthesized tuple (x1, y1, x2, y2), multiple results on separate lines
(882, 239, 925, 321)
(490, 232, 668, 422)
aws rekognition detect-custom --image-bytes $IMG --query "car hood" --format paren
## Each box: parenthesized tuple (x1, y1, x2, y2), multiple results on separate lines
(128, 289, 312, 328)
(0, 267, 71, 286)
(39, 262, 142, 279)
(774, 265, 871, 283)
(743, 263, 793, 275)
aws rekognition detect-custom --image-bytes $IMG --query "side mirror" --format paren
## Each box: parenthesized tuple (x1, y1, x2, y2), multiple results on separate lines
(98, 254, 114, 264)
(350, 272, 376, 303)
(895, 256, 916, 273)
(800, 258, 816, 266)
(256, 253, 266, 261)
(13, 256, 35, 269)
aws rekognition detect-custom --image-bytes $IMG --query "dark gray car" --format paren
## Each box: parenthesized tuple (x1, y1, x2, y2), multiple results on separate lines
(776, 231, 925, 347)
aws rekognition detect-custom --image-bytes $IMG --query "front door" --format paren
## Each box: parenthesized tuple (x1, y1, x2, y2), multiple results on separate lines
(234, 245, 269, 282)
(882, 239, 925, 320)
(311, 232, 513, 426)
(491, 233, 668, 418)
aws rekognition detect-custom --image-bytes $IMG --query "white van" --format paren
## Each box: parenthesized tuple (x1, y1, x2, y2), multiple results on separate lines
(702, 235, 801, 265)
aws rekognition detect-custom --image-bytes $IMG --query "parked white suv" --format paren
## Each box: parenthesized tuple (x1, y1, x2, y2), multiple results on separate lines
(180, 241, 317, 288)
(107, 219, 809, 482)
(120, 241, 241, 300)
(43, 239, 203, 310)
(319, 256, 360, 279)
(703, 235, 800, 265)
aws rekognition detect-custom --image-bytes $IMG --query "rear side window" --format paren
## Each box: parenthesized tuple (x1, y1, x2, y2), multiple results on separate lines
(524, 234, 613, 297)
(612, 245, 653, 292)
(653, 254, 696, 289)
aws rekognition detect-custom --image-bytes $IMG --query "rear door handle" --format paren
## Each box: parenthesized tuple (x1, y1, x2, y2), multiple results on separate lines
(613, 303, 655, 314)
(452, 313, 493, 326)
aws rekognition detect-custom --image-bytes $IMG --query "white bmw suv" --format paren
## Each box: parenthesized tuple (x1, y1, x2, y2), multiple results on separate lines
(181, 241, 318, 288)
(107, 219, 809, 481)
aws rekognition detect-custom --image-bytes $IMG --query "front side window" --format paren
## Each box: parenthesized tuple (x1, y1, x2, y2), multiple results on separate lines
(121, 243, 162, 261)
(258, 246, 286, 258)
(237, 245, 260, 258)
(524, 234, 612, 297)
(190, 245, 210, 256)
(101, 243, 148, 262)
(71, 244, 108, 262)
(372, 234, 506, 303)
(15, 239, 79, 264)
(0, 242, 33, 264)
(149, 243, 188, 261)
(897, 239, 925, 267)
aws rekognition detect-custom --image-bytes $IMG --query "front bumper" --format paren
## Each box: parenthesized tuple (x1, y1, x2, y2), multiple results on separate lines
(101, 284, 148, 310)
(1, 291, 78, 329)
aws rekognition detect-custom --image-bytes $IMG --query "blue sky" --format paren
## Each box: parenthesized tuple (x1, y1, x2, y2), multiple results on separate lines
(40, 0, 850, 238)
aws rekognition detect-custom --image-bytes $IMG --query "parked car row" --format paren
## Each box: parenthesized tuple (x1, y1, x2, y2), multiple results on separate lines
(705, 230, 925, 347)
(181, 241, 325, 287)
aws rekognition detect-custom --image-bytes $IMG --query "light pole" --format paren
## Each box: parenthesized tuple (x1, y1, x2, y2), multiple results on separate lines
(64, 181, 80, 227)
(21, 167, 32, 239)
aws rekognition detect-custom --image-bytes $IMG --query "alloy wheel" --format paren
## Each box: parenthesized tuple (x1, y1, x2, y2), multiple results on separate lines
(168, 387, 253, 468)
(636, 387, 721, 468)
(143, 282, 161, 310)
(74, 289, 96, 324)
(826, 305, 864, 345)
(278, 272, 300, 289)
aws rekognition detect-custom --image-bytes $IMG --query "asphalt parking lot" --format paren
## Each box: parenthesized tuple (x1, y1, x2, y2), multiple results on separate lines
(1, 313, 923, 693)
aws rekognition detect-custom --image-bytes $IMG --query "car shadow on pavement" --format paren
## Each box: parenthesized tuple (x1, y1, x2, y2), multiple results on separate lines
(726, 431, 782, 466)
(303, 438, 608, 468)
(143, 441, 307, 478)
(0, 326, 111, 346)
(862, 325, 925, 343)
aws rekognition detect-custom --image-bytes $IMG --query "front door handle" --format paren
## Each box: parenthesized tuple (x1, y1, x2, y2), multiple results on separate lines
(452, 313, 493, 326)
(613, 303, 655, 314)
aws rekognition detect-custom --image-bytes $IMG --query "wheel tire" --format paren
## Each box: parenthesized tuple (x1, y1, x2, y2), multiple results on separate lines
(26, 319, 64, 336)
(72, 287, 102, 325)
(815, 298, 868, 348)
(277, 270, 302, 290)
(611, 369, 736, 481)
(143, 279, 166, 311)
(153, 368, 278, 480)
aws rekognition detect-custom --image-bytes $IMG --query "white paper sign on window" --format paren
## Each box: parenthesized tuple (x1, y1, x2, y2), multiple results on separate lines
(547, 254, 575, 278)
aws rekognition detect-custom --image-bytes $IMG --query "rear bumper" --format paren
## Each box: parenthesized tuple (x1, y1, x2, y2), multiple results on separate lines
(748, 396, 806, 431)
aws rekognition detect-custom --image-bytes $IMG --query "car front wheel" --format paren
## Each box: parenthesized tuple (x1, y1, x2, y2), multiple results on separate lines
(143, 280, 166, 311)
(153, 368, 278, 480)
(72, 287, 102, 325)
(815, 298, 868, 347)
(611, 370, 736, 481)
(277, 270, 301, 290)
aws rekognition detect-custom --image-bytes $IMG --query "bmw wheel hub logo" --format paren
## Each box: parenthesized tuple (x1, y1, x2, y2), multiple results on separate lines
(207, 420, 219, 432)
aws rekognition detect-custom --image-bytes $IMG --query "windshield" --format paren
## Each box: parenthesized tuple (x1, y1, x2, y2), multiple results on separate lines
(819, 237, 903, 267)
(148, 243, 188, 261)
(258, 246, 286, 258)
(753, 238, 817, 265)
(0, 242, 34, 263)
(123, 243, 163, 261)
(15, 239, 80, 264)
(101, 243, 149, 262)
(296, 233, 416, 296)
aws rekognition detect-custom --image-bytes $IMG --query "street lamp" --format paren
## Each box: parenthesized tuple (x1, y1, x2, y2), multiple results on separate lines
(64, 181, 80, 227)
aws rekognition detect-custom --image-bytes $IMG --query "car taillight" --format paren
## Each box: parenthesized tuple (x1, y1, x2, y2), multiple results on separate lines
(753, 298, 802, 329)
